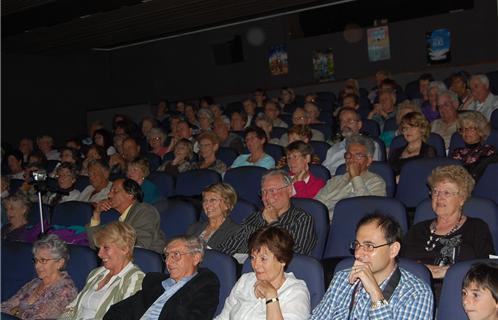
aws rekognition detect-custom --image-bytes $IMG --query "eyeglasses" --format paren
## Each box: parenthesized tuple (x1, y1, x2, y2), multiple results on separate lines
(340, 119, 359, 125)
(164, 251, 192, 261)
(261, 185, 288, 196)
(32, 257, 58, 264)
(430, 189, 460, 198)
(458, 127, 478, 134)
(400, 125, 418, 133)
(344, 152, 368, 160)
(350, 240, 393, 253)
(287, 153, 305, 161)
(202, 198, 223, 205)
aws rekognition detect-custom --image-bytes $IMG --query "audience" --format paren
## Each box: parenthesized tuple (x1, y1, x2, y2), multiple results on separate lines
(2, 193, 31, 242)
(311, 214, 434, 319)
(242, 98, 258, 127)
(230, 110, 248, 132)
(231, 126, 275, 169)
(126, 157, 161, 204)
(218, 170, 317, 257)
(157, 138, 194, 177)
(36, 135, 60, 161)
(1, 234, 77, 319)
(81, 144, 108, 176)
(467, 74, 498, 119)
(88, 178, 166, 253)
(60, 222, 145, 319)
(254, 114, 280, 145)
(285, 141, 325, 199)
(190, 131, 227, 174)
(431, 89, 461, 150)
(216, 226, 311, 320)
(79, 159, 112, 203)
(104, 235, 220, 320)
(197, 108, 215, 132)
(45, 162, 81, 206)
(18, 137, 34, 164)
(388, 111, 437, 180)
(315, 134, 386, 221)
(421, 81, 446, 122)
(6, 149, 25, 180)
(452, 111, 498, 182)
(264, 100, 288, 128)
(449, 72, 472, 110)
(368, 88, 397, 130)
(279, 107, 325, 145)
(187, 183, 241, 250)
(93, 129, 116, 156)
(147, 127, 168, 158)
(380, 100, 421, 149)
(213, 116, 244, 153)
(461, 261, 498, 320)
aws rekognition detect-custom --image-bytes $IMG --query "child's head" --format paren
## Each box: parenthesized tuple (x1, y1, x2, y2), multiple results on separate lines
(462, 261, 498, 320)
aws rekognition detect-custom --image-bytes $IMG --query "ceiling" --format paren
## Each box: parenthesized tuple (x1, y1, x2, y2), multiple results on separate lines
(1, 0, 346, 53)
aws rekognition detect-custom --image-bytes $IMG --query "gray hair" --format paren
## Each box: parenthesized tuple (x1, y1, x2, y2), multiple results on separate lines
(147, 127, 166, 142)
(470, 74, 490, 88)
(345, 134, 375, 156)
(428, 81, 447, 93)
(197, 108, 215, 123)
(33, 234, 70, 268)
(458, 111, 492, 141)
(217, 115, 231, 127)
(5, 193, 31, 219)
(261, 169, 293, 188)
(438, 89, 459, 103)
(164, 235, 205, 262)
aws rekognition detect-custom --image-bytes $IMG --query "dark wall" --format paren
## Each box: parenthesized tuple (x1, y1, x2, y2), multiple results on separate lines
(2, 52, 110, 146)
(2, 0, 497, 146)
(107, 0, 497, 102)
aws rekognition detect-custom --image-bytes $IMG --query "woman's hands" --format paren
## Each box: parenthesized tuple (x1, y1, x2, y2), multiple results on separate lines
(254, 280, 278, 300)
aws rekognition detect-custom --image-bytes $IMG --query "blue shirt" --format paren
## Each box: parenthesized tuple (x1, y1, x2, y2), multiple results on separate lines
(310, 267, 433, 320)
(140, 273, 197, 320)
(230, 153, 275, 169)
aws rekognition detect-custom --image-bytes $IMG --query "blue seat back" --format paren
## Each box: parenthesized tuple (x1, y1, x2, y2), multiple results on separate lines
(75, 175, 90, 192)
(242, 254, 325, 309)
(1, 241, 36, 300)
(414, 197, 498, 250)
(382, 117, 398, 133)
(223, 166, 267, 208)
(133, 247, 163, 273)
(336, 161, 395, 197)
(335, 257, 432, 286)
(201, 250, 238, 316)
(270, 127, 287, 140)
(309, 141, 331, 163)
(291, 198, 329, 259)
(310, 124, 332, 140)
(361, 119, 380, 137)
(473, 163, 498, 204)
(217, 147, 239, 167)
(174, 169, 221, 197)
(264, 143, 284, 163)
(100, 208, 121, 224)
(66, 244, 99, 291)
(309, 164, 331, 182)
(395, 157, 461, 208)
(145, 153, 162, 172)
(148, 171, 174, 198)
(51, 201, 93, 226)
(157, 200, 198, 239)
(324, 196, 407, 259)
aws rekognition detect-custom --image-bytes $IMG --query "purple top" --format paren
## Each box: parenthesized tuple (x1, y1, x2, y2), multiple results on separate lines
(421, 101, 440, 123)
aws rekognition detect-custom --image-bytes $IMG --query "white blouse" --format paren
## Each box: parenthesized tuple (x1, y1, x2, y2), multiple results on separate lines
(215, 272, 310, 320)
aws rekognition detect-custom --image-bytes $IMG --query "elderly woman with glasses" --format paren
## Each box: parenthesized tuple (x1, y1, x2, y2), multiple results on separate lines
(1, 234, 77, 319)
(451, 111, 498, 182)
(45, 162, 81, 206)
(402, 165, 495, 281)
(147, 127, 169, 158)
(190, 131, 227, 174)
(388, 111, 437, 181)
(215, 226, 310, 320)
(60, 221, 145, 319)
(186, 183, 241, 250)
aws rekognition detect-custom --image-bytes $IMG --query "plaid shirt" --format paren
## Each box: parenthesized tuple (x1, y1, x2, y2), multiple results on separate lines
(217, 205, 317, 256)
(311, 267, 434, 320)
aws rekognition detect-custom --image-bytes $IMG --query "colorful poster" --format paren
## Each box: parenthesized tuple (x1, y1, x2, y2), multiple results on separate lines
(426, 28, 451, 64)
(268, 45, 288, 76)
(367, 26, 391, 62)
(312, 49, 335, 82)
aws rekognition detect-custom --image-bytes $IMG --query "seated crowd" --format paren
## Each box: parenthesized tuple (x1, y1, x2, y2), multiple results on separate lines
(1, 69, 498, 319)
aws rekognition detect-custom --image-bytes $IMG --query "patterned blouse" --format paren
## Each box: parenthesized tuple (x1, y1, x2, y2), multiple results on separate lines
(1, 271, 78, 319)
(452, 143, 496, 167)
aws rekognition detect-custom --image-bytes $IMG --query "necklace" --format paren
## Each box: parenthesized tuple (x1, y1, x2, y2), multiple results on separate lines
(424, 214, 464, 252)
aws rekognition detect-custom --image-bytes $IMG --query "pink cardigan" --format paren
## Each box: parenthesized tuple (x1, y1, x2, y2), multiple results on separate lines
(292, 173, 326, 199)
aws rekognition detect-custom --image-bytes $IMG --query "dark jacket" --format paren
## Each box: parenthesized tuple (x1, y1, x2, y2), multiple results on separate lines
(186, 217, 241, 250)
(103, 268, 219, 320)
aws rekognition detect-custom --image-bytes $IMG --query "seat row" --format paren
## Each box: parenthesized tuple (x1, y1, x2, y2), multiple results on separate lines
(2, 240, 491, 319)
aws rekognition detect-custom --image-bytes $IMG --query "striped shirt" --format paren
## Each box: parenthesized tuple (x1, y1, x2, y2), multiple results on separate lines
(59, 262, 144, 320)
(218, 205, 317, 256)
(310, 267, 434, 320)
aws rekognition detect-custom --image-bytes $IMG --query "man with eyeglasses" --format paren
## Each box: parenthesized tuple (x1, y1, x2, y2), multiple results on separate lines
(322, 108, 382, 175)
(431, 90, 460, 151)
(104, 235, 220, 320)
(311, 214, 433, 319)
(278, 107, 325, 146)
(218, 169, 317, 260)
(316, 134, 386, 221)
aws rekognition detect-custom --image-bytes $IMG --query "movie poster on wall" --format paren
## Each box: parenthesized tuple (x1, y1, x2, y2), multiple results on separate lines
(268, 45, 289, 76)
(367, 26, 391, 62)
(426, 28, 451, 64)
(312, 49, 335, 82)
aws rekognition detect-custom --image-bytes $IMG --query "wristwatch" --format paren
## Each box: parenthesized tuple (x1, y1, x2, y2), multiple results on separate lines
(266, 297, 279, 305)
(371, 299, 388, 309)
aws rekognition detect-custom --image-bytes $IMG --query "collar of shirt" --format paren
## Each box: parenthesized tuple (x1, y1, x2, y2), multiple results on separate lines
(94, 261, 134, 290)
(118, 203, 134, 222)
(162, 272, 198, 290)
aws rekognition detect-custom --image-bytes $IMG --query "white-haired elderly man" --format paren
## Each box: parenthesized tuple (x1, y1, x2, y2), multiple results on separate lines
(467, 74, 498, 120)
(104, 235, 220, 320)
(431, 90, 460, 150)
(315, 134, 386, 221)
(213, 116, 244, 153)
